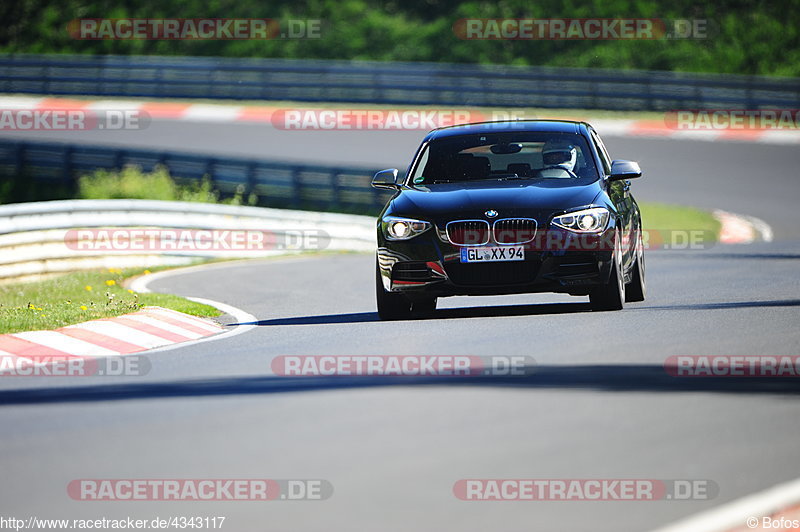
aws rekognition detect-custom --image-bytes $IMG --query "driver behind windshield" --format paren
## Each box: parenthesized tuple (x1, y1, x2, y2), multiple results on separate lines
(540, 140, 578, 178)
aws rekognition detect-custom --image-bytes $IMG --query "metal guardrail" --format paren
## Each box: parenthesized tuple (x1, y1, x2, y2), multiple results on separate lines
(0, 139, 394, 214)
(0, 199, 376, 281)
(1, 54, 798, 111)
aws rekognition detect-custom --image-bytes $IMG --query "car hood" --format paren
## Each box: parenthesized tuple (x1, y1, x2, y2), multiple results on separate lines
(390, 179, 605, 223)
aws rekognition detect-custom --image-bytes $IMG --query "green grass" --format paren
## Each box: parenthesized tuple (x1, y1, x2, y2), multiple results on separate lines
(640, 202, 720, 234)
(0, 268, 220, 334)
(639, 202, 721, 248)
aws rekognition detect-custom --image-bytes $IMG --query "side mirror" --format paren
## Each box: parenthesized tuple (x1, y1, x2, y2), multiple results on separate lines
(371, 168, 400, 189)
(609, 160, 642, 181)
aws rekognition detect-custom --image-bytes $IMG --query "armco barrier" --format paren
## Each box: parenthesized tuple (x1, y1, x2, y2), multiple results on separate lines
(0, 199, 375, 281)
(0, 54, 798, 111)
(0, 139, 394, 214)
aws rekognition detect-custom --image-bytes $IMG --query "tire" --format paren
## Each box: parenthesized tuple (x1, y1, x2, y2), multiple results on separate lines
(625, 231, 646, 303)
(411, 297, 437, 315)
(376, 262, 412, 320)
(590, 239, 625, 312)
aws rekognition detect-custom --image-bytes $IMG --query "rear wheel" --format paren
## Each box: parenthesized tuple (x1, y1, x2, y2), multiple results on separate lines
(625, 231, 646, 303)
(376, 262, 412, 320)
(590, 240, 625, 312)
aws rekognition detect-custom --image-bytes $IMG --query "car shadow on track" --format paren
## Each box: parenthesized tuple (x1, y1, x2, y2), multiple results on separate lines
(242, 298, 800, 326)
(246, 302, 593, 326)
(638, 299, 800, 312)
(2, 364, 799, 405)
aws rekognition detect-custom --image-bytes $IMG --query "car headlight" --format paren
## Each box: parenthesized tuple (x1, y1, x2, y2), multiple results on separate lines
(551, 207, 610, 233)
(382, 216, 432, 240)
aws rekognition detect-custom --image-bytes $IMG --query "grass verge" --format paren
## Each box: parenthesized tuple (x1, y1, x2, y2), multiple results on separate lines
(0, 267, 220, 335)
(640, 202, 721, 249)
(640, 202, 721, 235)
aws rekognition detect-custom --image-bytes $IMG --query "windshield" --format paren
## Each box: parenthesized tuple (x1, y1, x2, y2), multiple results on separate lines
(408, 131, 599, 185)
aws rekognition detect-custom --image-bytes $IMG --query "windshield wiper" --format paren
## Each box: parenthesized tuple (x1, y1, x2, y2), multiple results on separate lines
(431, 173, 522, 184)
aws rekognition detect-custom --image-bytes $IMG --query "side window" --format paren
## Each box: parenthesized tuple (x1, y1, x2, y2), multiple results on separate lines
(590, 130, 612, 175)
(409, 143, 430, 184)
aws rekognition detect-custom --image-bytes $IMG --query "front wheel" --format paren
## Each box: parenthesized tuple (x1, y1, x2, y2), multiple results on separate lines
(376, 262, 412, 320)
(590, 246, 625, 312)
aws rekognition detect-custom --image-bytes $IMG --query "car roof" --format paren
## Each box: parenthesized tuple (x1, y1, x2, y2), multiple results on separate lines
(423, 120, 590, 142)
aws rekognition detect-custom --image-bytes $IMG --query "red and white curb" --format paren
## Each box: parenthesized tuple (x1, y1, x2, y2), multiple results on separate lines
(0, 306, 223, 375)
(713, 210, 774, 245)
(651, 477, 800, 532)
(2, 96, 799, 144)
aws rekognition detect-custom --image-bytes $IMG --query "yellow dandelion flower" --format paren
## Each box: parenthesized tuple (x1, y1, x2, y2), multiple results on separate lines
(40, 314, 46, 317)
(80, 305, 88, 311)
(144, 269, 152, 275)
(36, 307, 43, 311)
(128, 289, 135, 294)
(105, 279, 116, 286)
(85, 285, 93, 291)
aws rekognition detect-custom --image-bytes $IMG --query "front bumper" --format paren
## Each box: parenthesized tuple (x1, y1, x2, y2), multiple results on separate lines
(377, 227, 617, 297)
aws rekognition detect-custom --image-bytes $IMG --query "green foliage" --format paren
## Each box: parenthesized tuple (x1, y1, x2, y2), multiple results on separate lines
(77, 165, 247, 204)
(0, 0, 797, 76)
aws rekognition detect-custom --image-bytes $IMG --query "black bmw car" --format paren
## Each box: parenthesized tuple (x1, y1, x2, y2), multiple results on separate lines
(372, 120, 646, 320)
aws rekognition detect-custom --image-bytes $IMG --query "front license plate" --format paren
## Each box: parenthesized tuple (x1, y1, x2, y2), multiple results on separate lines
(460, 246, 525, 263)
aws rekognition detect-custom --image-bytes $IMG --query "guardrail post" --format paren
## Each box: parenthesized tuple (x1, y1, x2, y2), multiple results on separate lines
(330, 169, 341, 209)
(204, 158, 216, 186)
(63, 146, 74, 186)
(291, 166, 302, 208)
(156, 65, 164, 98)
(13, 142, 23, 177)
(246, 162, 257, 198)
(746, 77, 755, 109)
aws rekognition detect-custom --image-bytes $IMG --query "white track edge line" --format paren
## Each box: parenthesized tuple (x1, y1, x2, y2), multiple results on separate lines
(141, 297, 256, 355)
(744, 214, 775, 242)
(650, 476, 800, 532)
(130, 264, 258, 354)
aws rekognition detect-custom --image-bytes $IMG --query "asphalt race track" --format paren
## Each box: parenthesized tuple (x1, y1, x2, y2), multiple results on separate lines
(0, 117, 799, 531)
